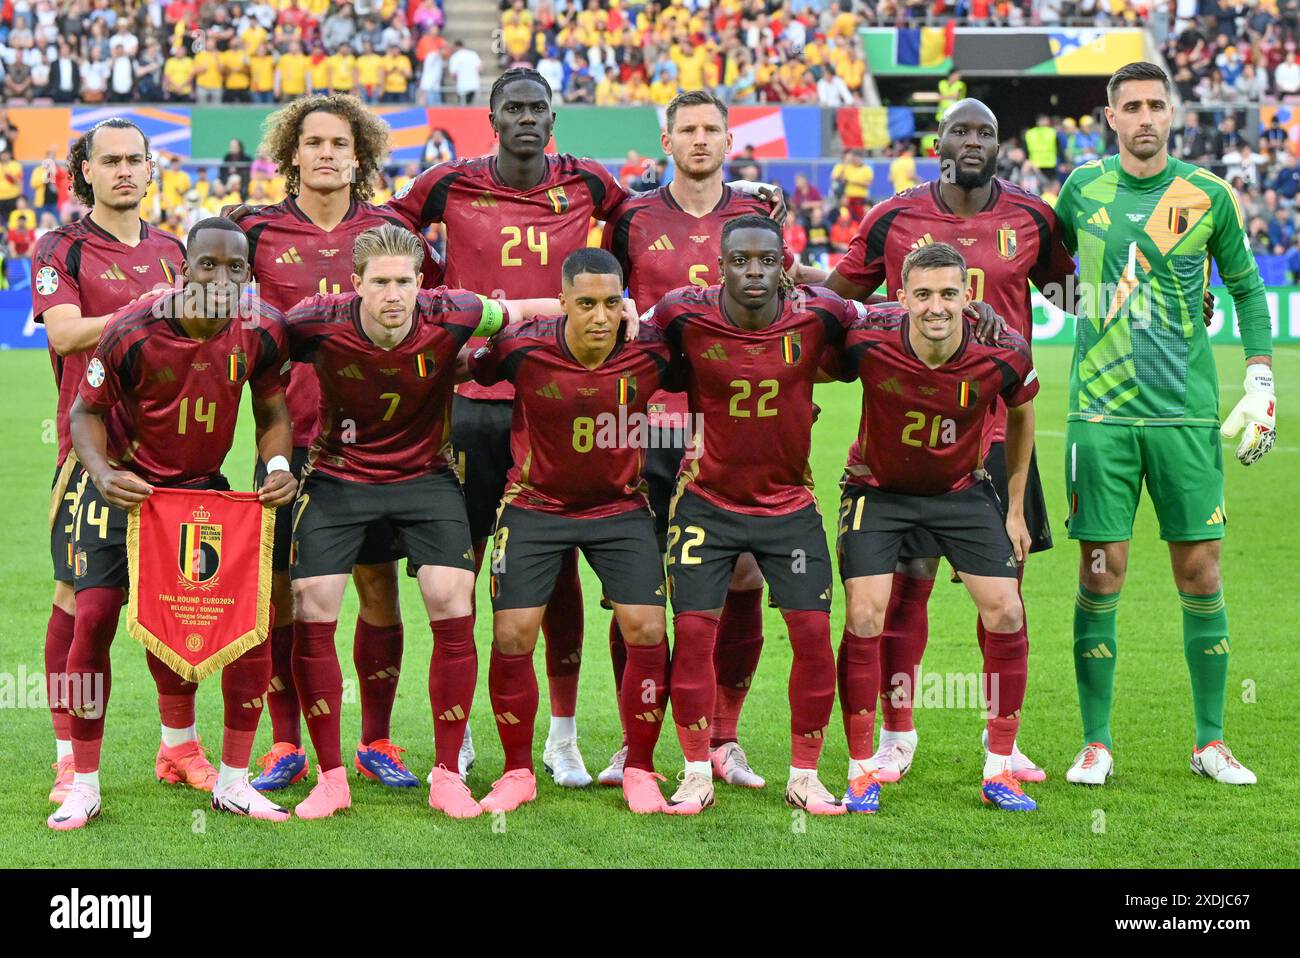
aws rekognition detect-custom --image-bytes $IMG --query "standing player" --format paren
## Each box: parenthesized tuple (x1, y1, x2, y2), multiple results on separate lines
(387, 69, 628, 786)
(645, 215, 865, 815)
(237, 94, 446, 792)
(826, 98, 1072, 782)
(51, 218, 297, 830)
(832, 243, 1040, 813)
(598, 89, 802, 790)
(283, 224, 570, 820)
(33, 118, 192, 804)
(1054, 63, 1273, 785)
(469, 248, 675, 815)
(389, 71, 784, 786)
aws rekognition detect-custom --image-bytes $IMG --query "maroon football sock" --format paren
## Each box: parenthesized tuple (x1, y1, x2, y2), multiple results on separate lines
(543, 548, 583, 717)
(609, 618, 629, 743)
(45, 604, 75, 741)
(354, 619, 403, 744)
(982, 621, 1029, 755)
(430, 615, 477, 770)
(669, 611, 719, 763)
(148, 650, 197, 730)
(879, 572, 933, 732)
(710, 587, 764, 748)
(265, 623, 300, 745)
(292, 619, 343, 772)
(489, 646, 538, 772)
(837, 628, 882, 765)
(785, 610, 835, 770)
(221, 640, 271, 767)
(620, 639, 668, 771)
(66, 587, 122, 773)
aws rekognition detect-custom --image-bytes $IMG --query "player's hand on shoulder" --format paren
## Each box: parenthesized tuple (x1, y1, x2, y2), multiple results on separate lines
(622, 297, 641, 340)
(965, 301, 1006, 344)
(258, 468, 298, 507)
(222, 203, 256, 223)
(95, 469, 153, 510)
(1203, 288, 1215, 327)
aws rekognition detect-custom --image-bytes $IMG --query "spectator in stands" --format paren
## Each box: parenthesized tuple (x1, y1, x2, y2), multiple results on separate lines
(278, 39, 310, 101)
(1276, 52, 1300, 96)
(791, 172, 822, 227)
(3, 57, 35, 103)
(135, 37, 165, 102)
(194, 36, 223, 104)
(79, 45, 110, 103)
(804, 204, 831, 262)
(1235, 61, 1269, 101)
(423, 128, 453, 166)
(221, 140, 251, 186)
(0, 150, 23, 224)
(890, 143, 917, 194)
(1263, 116, 1290, 154)
(831, 149, 872, 224)
(1176, 111, 1214, 165)
(51, 38, 79, 103)
(829, 205, 857, 254)
(35, 210, 58, 244)
(418, 41, 444, 105)
(815, 64, 855, 107)
(1024, 114, 1058, 182)
(1265, 202, 1294, 253)
(447, 38, 482, 104)
(1272, 150, 1300, 206)
(322, 3, 358, 52)
(1226, 141, 1266, 189)
(565, 53, 595, 103)
(8, 195, 35, 233)
(109, 38, 136, 102)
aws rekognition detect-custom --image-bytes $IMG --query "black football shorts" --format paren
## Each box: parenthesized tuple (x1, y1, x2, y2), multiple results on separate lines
(666, 488, 831, 614)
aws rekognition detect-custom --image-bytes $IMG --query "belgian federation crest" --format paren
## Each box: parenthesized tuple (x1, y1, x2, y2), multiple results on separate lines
(1168, 207, 1190, 235)
(415, 352, 435, 378)
(227, 346, 247, 383)
(547, 186, 570, 214)
(958, 380, 980, 408)
(178, 507, 222, 588)
(617, 375, 637, 405)
(996, 228, 1017, 260)
(781, 332, 802, 365)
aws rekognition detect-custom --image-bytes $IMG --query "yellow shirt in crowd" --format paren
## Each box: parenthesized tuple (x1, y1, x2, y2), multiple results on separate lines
(165, 54, 195, 94)
(833, 162, 874, 200)
(194, 50, 223, 89)
(278, 53, 310, 96)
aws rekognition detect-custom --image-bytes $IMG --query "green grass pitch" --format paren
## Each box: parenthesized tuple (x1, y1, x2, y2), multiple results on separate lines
(1, 346, 1296, 868)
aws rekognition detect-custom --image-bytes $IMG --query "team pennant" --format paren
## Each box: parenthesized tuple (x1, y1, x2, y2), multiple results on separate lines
(127, 488, 274, 681)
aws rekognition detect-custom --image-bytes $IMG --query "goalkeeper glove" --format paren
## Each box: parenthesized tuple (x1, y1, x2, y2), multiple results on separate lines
(1220, 364, 1276, 466)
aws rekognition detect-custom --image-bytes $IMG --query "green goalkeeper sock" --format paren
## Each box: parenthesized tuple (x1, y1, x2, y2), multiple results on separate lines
(1073, 586, 1120, 750)
(1180, 590, 1230, 749)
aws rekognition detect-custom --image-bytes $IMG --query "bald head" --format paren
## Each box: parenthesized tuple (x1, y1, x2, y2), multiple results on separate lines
(937, 99, 1000, 191)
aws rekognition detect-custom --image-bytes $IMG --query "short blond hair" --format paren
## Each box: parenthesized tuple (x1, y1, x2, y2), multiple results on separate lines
(353, 224, 423, 278)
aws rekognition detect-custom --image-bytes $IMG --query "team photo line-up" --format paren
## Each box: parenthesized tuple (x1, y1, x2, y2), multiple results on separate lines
(34, 60, 1277, 832)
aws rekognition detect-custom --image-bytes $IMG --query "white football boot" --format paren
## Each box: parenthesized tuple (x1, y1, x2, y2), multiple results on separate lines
(542, 735, 593, 788)
(1065, 742, 1114, 785)
(1191, 741, 1257, 785)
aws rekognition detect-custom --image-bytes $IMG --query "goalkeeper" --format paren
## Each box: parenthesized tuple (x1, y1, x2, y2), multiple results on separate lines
(1054, 62, 1274, 787)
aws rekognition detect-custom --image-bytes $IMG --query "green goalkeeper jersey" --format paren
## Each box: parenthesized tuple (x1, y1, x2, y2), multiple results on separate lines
(1055, 153, 1271, 427)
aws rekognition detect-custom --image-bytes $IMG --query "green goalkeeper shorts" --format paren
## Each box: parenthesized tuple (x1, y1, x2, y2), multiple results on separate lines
(1064, 420, 1225, 543)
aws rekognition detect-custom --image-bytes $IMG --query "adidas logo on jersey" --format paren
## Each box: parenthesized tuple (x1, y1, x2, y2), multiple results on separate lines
(154, 367, 176, 383)
(877, 377, 903, 395)
(700, 343, 728, 361)
(536, 381, 562, 399)
(99, 264, 126, 281)
(337, 364, 365, 380)
(276, 247, 303, 264)
(909, 234, 935, 250)
(472, 193, 498, 208)
(1080, 645, 1113, 660)
(1206, 506, 1226, 525)
(1086, 208, 1111, 228)
(649, 234, 675, 251)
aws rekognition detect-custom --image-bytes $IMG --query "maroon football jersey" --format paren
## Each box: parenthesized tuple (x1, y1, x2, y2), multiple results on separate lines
(646, 284, 866, 516)
(387, 153, 626, 401)
(470, 316, 674, 518)
(33, 217, 186, 465)
(602, 185, 783, 428)
(285, 287, 492, 483)
(836, 179, 1073, 443)
(78, 290, 288, 486)
(836, 305, 1039, 496)
(239, 195, 445, 447)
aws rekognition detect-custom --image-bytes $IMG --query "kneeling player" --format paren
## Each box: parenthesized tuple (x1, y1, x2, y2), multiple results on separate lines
(51, 218, 297, 830)
(646, 215, 870, 815)
(283, 224, 568, 820)
(469, 248, 675, 814)
(832, 243, 1039, 813)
